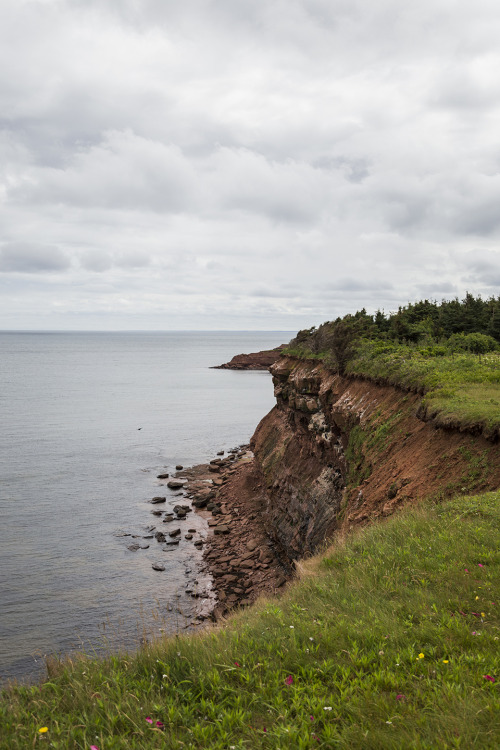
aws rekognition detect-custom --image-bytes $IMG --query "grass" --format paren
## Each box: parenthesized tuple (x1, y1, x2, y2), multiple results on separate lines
(2, 492, 499, 749)
(282, 341, 500, 439)
(347, 342, 500, 438)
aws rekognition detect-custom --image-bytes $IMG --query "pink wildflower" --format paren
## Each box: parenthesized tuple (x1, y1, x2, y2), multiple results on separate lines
(310, 715, 314, 721)
(156, 721, 164, 728)
(396, 694, 406, 701)
(145, 717, 153, 724)
(478, 564, 484, 568)
(284, 675, 294, 686)
(90, 746, 100, 750)
(234, 661, 240, 667)
(483, 675, 496, 683)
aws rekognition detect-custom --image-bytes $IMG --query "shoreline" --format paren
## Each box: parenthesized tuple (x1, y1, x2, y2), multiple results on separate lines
(171, 449, 293, 619)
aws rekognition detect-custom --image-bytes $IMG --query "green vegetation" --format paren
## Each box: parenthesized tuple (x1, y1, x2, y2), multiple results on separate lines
(2, 492, 499, 749)
(284, 294, 500, 438)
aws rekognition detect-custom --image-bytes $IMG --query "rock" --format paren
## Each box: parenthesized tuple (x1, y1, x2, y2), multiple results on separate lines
(151, 510, 163, 516)
(143, 534, 154, 539)
(152, 563, 165, 571)
(176, 464, 183, 470)
(155, 531, 166, 542)
(151, 496, 166, 504)
(217, 450, 224, 455)
(167, 479, 186, 489)
(246, 540, 258, 551)
(127, 543, 141, 551)
(208, 464, 221, 473)
(164, 539, 180, 546)
(169, 528, 181, 537)
(214, 525, 230, 534)
(192, 497, 208, 508)
(163, 515, 174, 523)
(188, 528, 197, 533)
(207, 519, 219, 527)
(211, 507, 222, 516)
(193, 539, 204, 547)
(157, 473, 169, 479)
(185, 533, 193, 540)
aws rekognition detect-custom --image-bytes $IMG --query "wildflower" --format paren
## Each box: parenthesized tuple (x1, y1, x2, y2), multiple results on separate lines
(90, 746, 99, 750)
(309, 637, 314, 641)
(234, 661, 240, 667)
(483, 675, 495, 683)
(386, 721, 393, 724)
(478, 564, 484, 568)
(145, 717, 153, 724)
(418, 653, 424, 659)
(38, 728, 48, 734)
(443, 660, 449, 664)
(481, 612, 486, 617)
(323, 706, 332, 711)
(156, 721, 164, 728)
(284, 675, 293, 686)
(476, 596, 479, 600)
(263, 727, 267, 732)
(310, 715, 314, 721)
(289, 625, 294, 629)
(396, 694, 405, 701)
(465, 568, 469, 573)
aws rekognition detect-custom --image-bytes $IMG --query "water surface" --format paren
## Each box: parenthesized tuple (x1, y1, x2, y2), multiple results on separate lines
(0, 331, 290, 683)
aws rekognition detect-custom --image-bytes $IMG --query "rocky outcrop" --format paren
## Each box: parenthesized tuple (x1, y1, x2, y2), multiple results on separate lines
(212, 345, 286, 370)
(250, 356, 500, 562)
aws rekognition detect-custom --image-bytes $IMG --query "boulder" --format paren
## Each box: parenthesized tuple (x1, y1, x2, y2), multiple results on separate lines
(175, 464, 183, 470)
(152, 563, 165, 571)
(214, 525, 230, 535)
(155, 531, 166, 542)
(157, 473, 169, 479)
(169, 528, 181, 537)
(151, 496, 166, 504)
(167, 479, 186, 489)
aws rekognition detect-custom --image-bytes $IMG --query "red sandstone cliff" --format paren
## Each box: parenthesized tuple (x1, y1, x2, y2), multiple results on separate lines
(250, 356, 500, 561)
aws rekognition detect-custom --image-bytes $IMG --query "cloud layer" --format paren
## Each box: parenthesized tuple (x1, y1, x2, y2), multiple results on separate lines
(1, 0, 500, 329)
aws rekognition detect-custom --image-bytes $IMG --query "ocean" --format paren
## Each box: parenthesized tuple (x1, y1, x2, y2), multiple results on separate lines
(0, 331, 290, 684)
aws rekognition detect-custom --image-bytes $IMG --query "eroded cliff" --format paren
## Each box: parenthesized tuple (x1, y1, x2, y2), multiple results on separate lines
(250, 356, 500, 562)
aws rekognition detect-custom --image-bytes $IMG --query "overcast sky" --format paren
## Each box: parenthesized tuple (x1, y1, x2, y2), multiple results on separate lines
(1, 0, 500, 330)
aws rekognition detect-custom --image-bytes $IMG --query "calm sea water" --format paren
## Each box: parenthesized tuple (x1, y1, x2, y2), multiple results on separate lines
(0, 331, 290, 684)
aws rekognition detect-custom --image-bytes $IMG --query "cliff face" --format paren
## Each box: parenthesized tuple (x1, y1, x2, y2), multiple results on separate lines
(251, 356, 500, 561)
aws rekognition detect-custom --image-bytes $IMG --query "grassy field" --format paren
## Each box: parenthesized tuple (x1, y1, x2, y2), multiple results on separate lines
(2, 492, 499, 749)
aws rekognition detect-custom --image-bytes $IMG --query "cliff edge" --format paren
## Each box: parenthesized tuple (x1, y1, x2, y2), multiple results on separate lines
(249, 356, 500, 562)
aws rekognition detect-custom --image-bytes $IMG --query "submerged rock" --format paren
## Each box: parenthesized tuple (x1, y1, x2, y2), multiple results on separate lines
(152, 563, 165, 571)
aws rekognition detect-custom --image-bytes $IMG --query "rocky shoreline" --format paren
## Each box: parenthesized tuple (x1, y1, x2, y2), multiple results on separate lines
(170, 449, 293, 620)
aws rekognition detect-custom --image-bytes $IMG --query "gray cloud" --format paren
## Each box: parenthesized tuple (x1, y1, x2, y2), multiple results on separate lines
(1, 0, 500, 328)
(0, 243, 71, 273)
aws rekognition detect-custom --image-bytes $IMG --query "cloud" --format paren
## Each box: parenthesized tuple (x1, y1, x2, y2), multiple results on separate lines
(1, 0, 500, 328)
(0, 243, 71, 273)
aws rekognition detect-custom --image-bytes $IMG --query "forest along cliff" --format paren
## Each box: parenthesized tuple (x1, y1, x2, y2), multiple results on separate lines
(246, 355, 500, 564)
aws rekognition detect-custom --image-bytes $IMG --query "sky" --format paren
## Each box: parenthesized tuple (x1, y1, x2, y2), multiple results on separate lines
(1, 0, 500, 331)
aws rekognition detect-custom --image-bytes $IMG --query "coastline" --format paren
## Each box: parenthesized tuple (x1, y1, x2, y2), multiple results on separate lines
(168, 448, 292, 620)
